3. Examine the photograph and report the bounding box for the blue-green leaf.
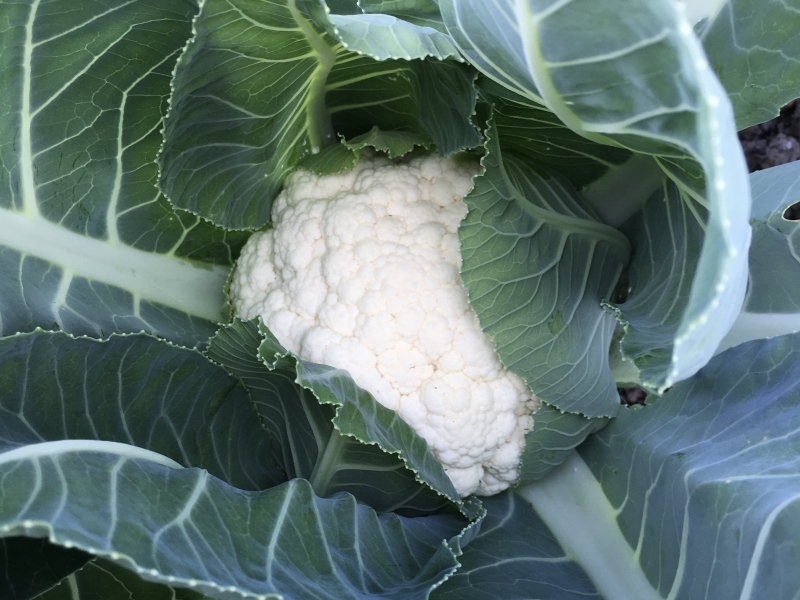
[511,333,800,599]
[578,333,800,598]
[0,329,475,599]
[719,161,800,352]
[0,0,244,346]
[439,0,542,102]
[431,491,602,600]
[0,459,470,600]
[0,331,283,491]
[612,181,707,388]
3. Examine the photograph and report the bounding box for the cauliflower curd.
[231,152,539,497]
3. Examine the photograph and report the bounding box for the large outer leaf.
[718,161,800,352]
[459,119,630,418]
[206,318,467,516]
[701,0,800,130]
[0,0,244,346]
[0,459,470,600]
[522,333,800,600]
[442,0,752,393]
[159,0,478,230]
[0,331,282,491]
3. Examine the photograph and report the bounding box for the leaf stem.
[517,451,663,600]
[580,155,666,228]
[290,0,337,153]
[309,427,346,497]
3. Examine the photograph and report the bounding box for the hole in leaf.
[783,202,800,221]
[618,386,646,406]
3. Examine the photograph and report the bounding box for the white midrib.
[20,0,42,218]
[0,207,229,322]
[519,452,664,600]
[0,439,183,470]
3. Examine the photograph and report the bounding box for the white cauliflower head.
[231,152,539,497]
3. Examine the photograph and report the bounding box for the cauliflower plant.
[231,152,539,497]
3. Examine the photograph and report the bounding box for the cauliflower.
[231,152,540,497]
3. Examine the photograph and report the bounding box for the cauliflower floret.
[230,153,540,497]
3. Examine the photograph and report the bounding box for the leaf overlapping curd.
[441,0,751,397]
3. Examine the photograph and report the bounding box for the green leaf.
[0,537,91,600]
[34,559,212,600]
[297,127,430,174]
[431,491,602,600]
[160,0,478,230]
[517,403,607,484]
[329,0,362,14]
[411,61,481,154]
[0,331,283,491]
[358,0,447,31]
[347,126,430,157]
[296,139,361,175]
[327,13,460,61]
[328,56,478,156]
[459,119,630,418]
[578,333,800,598]
[480,78,633,190]
[439,0,542,102]
[611,181,708,389]
[0,0,244,346]
[701,0,800,130]
[718,161,800,352]
[206,318,469,516]
[442,0,752,393]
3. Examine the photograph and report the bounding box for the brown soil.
[739,100,800,172]
[739,100,800,220]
